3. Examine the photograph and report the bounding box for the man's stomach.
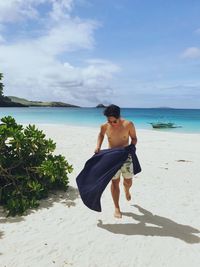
[108,141,129,149]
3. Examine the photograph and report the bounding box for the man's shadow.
[97,205,200,244]
[0,230,4,239]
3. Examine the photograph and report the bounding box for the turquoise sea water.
[0,107,200,133]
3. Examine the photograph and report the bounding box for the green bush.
[0,116,73,216]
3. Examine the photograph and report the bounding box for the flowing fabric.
[76,144,141,212]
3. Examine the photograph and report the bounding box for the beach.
[0,124,200,267]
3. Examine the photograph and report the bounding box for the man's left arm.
[129,121,137,145]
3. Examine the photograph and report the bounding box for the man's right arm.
[95,124,106,153]
[129,121,137,145]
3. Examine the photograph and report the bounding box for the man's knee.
[123,178,132,187]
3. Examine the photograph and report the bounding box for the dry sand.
[0,124,200,267]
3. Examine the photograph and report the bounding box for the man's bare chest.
[106,126,129,140]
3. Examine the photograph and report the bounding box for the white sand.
[0,124,200,267]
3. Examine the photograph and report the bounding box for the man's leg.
[111,178,122,218]
[122,154,133,201]
[123,178,132,201]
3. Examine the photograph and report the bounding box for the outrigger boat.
[150,122,182,129]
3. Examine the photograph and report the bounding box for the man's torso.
[104,119,130,148]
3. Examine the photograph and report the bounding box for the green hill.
[8,96,80,107]
[0,96,26,107]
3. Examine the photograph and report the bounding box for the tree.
[0,116,73,216]
[0,72,4,97]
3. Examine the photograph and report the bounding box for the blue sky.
[0,0,200,108]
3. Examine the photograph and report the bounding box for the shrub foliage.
[0,116,73,216]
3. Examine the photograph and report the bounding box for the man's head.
[103,104,121,126]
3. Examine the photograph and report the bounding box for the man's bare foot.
[124,187,131,201]
[114,208,122,218]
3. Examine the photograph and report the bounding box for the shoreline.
[23,122,200,135]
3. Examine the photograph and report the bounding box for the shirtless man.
[95,104,137,218]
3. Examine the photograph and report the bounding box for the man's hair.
[103,104,120,118]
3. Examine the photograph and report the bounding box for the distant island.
[6,96,80,107]
[0,96,25,107]
[0,95,107,108]
[96,104,106,108]
[152,107,174,109]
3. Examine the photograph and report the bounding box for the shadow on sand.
[0,230,4,239]
[0,231,4,255]
[97,205,200,244]
[0,230,4,256]
[0,186,79,223]
[38,185,80,210]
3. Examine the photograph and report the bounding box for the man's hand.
[95,124,106,154]
[94,147,100,154]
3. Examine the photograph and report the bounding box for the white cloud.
[35,19,97,56]
[50,0,73,21]
[0,0,120,106]
[0,0,73,23]
[84,59,120,79]
[0,42,119,105]
[181,47,200,59]
[0,39,119,105]
[0,0,40,22]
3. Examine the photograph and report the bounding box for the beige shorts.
[112,154,133,180]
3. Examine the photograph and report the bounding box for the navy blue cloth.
[76,144,141,212]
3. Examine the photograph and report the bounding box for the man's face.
[107,116,119,127]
